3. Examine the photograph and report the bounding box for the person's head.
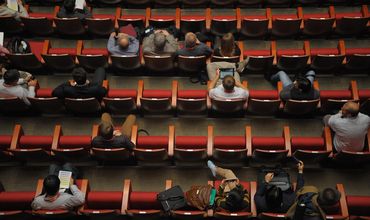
[43,175,60,196]
[3,69,20,85]
[98,122,114,140]
[118,35,129,50]
[294,77,312,93]
[154,32,166,52]
[0,0,6,5]
[220,33,235,57]
[341,101,360,118]
[265,185,283,210]
[72,68,87,85]
[184,32,197,49]
[223,185,245,211]
[63,0,76,13]
[318,188,341,206]
[222,75,235,92]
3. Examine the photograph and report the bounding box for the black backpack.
[6,37,31,54]
[293,192,319,220]
[157,185,186,212]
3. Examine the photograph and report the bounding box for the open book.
[0,32,4,46]
[7,0,18,11]
[58,170,72,189]
[75,0,85,10]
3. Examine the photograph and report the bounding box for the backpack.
[6,37,31,54]
[293,192,319,220]
[157,185,186,212]
[259,166,291,191]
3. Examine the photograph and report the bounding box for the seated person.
[142,29,178,56]
[270,70,319,101]
[323,101,370,153]
[254,161,304,213]
[31,163,85,210]
[91,113,136,149]
[207,160,249,212]
[57,0,92,20]
[176,32,212,57]
[0,69,37,105]
[107,32,139,56]
[208,70,249,100]
[52,67,107,101]
[0,0,28,21]
[213,33,241,57]
[0,45,10,57]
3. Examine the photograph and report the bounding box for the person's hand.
[24,75,32,82]
[113,130,122,136]
[28,80,37,87]
[215,69,220,80]
[161,30,170,36]
[265,172,274,183]
[297,161,304,173]
[117,33,128,38]
[110,32,116,37]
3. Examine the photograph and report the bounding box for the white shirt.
[0,79,35,105]
[328,112,370,152]
[209,84,249,100]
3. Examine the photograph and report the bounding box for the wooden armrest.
[206,8,211,31]
[336,184,349,218]
[131,125,138,145]
[145,7,150,28]
[114,7,120,29]
[271,41,277,65]
[102,80,109,90]
[277,81,284,109]
[250,181,257,217]
[338,40,346,64]
[137,80,144,109]
[297,7,304,29]
[349,80,359,101]
[41,40,49,63]
[329,6,336,28]
[92,124,99,139]
[175,8,180,30]
[323,126,333,157]
[10,124,22,150]
[362,5,369,17]
[168,125,175,157]
[78,179,89,213]
[304,41,311,65]
[238,41,244,62]
[165,179,172,190]
[246,126,252,157]
[207,126,213,158]
[171,80,178,109]
[283,126,291,157]
[206,41,212,63]
[121,179,131,214]
[35,179,44,197]
[76,40,83,55]
[242,80,247,88]
[313,80,321,108]
[53,6,59,18]
[236,8,241,30]
[52,125,62,151]
[266,8,272,29]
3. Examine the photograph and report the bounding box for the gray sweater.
[31,185,85,210]
[0,79,35,105]
[0,3,28,21]
[107,35,139,56]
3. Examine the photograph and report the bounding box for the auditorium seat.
[269,8,302,38]
[347,195,370,219]
[242,41,274,73]
[211,55,241,63]
[272,40,309,73]
[306,40,345,72]
[177,55,207,75]
[247,85,281,115]
[210,0,235,8]
[359,89,370,115]
[76,40,109,71]
[54,9,86,36]
[180,9,207,35]
[299,7,334,37]
[154,0,179,8]
[149,8,177,29]
[332,5,369,36]
[85,7,119,36]
[265,0,292,8]
[296,0,321,6]
[137,80,176,115]
[291,126,333,164]
[143,55,175,73]
[8,40,44,71]
[103,81,138,115]
[118,8,146,29]
[209,9,238,36]
[131,125,173,165]
[176,81,208,116]
[239,8,269,38]
[0,96,29,114]
[9,124,53,162]
[321,184,349,220]
[124,0,152,8]
[0,16,23,34]
[182,0,209,8]
[237,0,263,8]
[0,189,34,219]
[0,127,14,161]
[342,40,370,72]
[65,97,102,115]
[41,40,77,72]
[21,5,56,36]
[29,88,65,115]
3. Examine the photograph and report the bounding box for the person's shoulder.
[358,113,370,121]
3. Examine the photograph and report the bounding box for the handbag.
[157,185,186,212]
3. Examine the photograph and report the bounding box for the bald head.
[342,101,360,117]
[185,32,197,48]
[118,35,129,50]
[154,33,166,51]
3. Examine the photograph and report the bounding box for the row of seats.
[1,79,369,116]
[6,39,370,74]
[1,179,368,220]
[0,123,369,165]
[2,5,369,38]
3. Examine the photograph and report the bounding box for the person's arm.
[279,86,292,101]
[17,1,28,18]
[207,69,220,92]
[107,33,117,54]
[165,34,178,53]
[31,197,42,210]
[64,184,85,208]
[52,82,68,99]
[295,161,304,192]
[129,36,140,55]
[235,80,247,90]
[122,136,135,150]
[26,80,37,98]
[327,113,341,132]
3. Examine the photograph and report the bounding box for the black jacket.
[52,82,107,101]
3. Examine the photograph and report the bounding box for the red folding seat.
[272,40,309,72]
[359,89,370,116]
[342,41,370,71]
[319,80,359,113]
[240,9,269,38]
[307,40,345,72]
[173,126,211,166]
[0,128,13,161]
[8,40,44,71]
[86,8,119,36]
[180,9,207,35]
[264,0,292,8]
[149,8,178,29]
[153,0,179,8]
[0,96,29,114]
[137,80,176,115]
[299,7,334,37]
[249,126,290,164]
[110,54,141,72]
[210,0,235,8]
[9,124,53,162]
[332,5,369,36]
[242,41,274,73]
[122,179,170,219]
[76,40,109,71]
[54,6,86,36]
[118,8,146,29]
[237,0,263,8]
[176,82,208,116]
[211,126,248,165]
[347,195,370,219]
[103,81,137,115]
[41,40,77,72]
[209,9,238,36]
[247,87,281,115]
[131,125,173,165]
[0,190,34,219]
[65,97,102,114]
[182,0,209,8]
[124,0,152,8]
[28,87,65,115]
[178,55,207,75]
[269,8,302,38]
[291,126,333,164]
[21,6,56,35]
[143,55,175,73]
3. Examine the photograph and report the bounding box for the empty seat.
[0,16,23,34]
[180,9,207,34]
[271,10,302,38]
[149,9,176,29]
[118,9,146,29]
[41,40,76,72]
[274,41,309,72]
[0,96,29,114]
[243,44,274,73]
[77,41,109,70]
[300,7,334,37]
[8,41,44,71]
[319,81,358,113]
[344,46,370,71]
[308,41,345,72]
[29,88,65,114]
[103,87,137,115]
[240,11,269,38]
[333,6,369,36]
[347,195,370,218]
[177,55,207,74]
[65,97,102,115]
[21,15,54,36]
[177,87,208,116]
[110,55,141,72]
[247,89,281,115]
[210,9,238,36]
[86,8,118,36]
[54,17,86,36]
[0,190,34,218]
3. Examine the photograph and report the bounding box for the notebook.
[7,0,18,11]
[74,0,85,10]
[58,170,72,189]
[219,68,235,79]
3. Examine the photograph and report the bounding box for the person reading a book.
[31,163,85,210]
[57,0,92,20]
[0,0,28,21]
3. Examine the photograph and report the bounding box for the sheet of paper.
[58,170,72,189]
[75,0,85,10]
[7,0,18,11]
[0,32,4,46]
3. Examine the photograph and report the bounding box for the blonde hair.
[220,33,235,57]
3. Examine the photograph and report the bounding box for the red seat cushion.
[0,191,34,211]
[181,15,206,21]
[243,15,267,20]
[212,15,236,21]
[214,136,246,149]
[347,196,370,216]
[291,137,325,152]
[310,48,339,56]
[346,48,370,56]
[19,136,53,149]
[59,136,91,149]
[303,13,330,19]
[0,135,11,149]
[36,88,53,98]
[129,191,161,210]
[29,12,54,20]
[86,191,122,209]
[243,50,271,57]
[82,48,109,56]
[30,41,44,61]
[107,89,137,98]
[335,12,362,19]
[142,90,172,98]
[249,90,279,100]
[177,90,207,99]
[175,136,207,149]
[277,49,305,56]
[359,89,370,99]
[320,90,352,100]
[48,48,76,56]
[137,136,168,148]
[93,14,115,20]
[252,137,285,150]
[272,14,298,20]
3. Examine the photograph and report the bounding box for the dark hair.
[0,0,6,5]
[222,75,235,92]
[98,123,114,140]
[318,188,341,206]
[296,77,311,93]
[3,69,20,85]
[43,175,60,196]
[224,185,245,212]
[266,185,283,210]
[72,68,87,85]
[63,0,76,13]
